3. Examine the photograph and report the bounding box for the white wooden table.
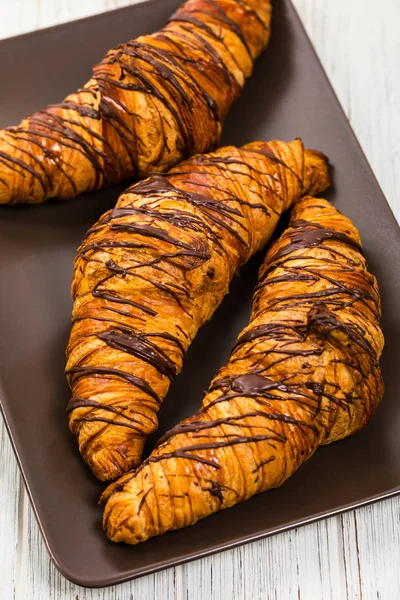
[1,1,399,598]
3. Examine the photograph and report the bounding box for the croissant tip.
[99,479,119,505]
[307,148,330,164]
[99,491,108,506]
[303,148,331,196]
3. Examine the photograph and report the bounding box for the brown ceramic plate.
[0,0,399,588]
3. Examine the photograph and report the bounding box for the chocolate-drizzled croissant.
[66,140,330,481]
[0,0,273,205]
[102,196,384,544]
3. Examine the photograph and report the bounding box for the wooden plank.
[0,0,399,598]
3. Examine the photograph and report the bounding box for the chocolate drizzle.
[148,433,286,469]
[215,373,289,395]
[204,481,224,503]
[98,329,177,379]
[307,303,378,363]
[265,219,364,270]
[66,366,160,403]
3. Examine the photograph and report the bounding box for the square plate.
[0,0,399,588]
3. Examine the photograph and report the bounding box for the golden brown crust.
[0,0,272,204]
[101,196,383,544]
[66,140,330,481]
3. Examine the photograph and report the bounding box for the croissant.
[0,0,273,205]
[102,196,384,544]
[66,139,330,481]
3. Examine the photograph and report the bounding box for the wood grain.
[0,0,399,598]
